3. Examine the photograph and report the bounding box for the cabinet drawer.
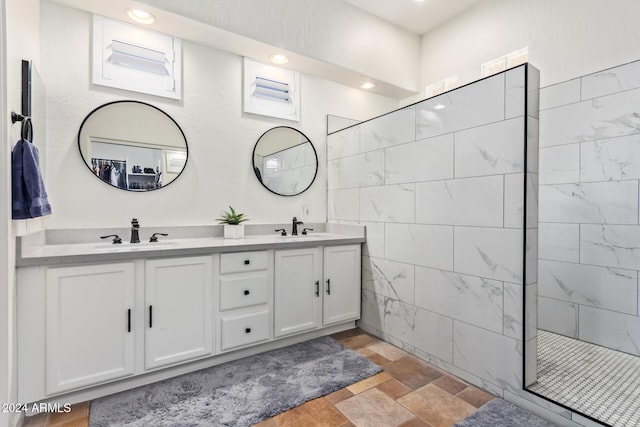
[220,251,268,274]
[220,273,269,311]
[220,310,270,351]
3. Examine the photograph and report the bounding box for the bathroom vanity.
[16,224,363,404]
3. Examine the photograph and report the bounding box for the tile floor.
[529,330,640,427]
[22,329,494,427]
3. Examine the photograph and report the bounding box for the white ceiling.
[343,0,482,35]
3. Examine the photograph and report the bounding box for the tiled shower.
[328,64,539,401]
[532,59,640,426]
[328,59,640,426]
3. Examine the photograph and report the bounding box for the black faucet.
[291,217,304,236]
[130,218,140,243]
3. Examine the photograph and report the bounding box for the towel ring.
[21,117,33,142]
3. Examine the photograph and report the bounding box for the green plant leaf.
[217,206,249,224]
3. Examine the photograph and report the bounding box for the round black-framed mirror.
[77,100,188,192]
[252,126,318,196]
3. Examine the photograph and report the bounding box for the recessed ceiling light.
[433,104,446,110]
[270,54,289,64]
[360,81,376,90]
[127,9,155,25]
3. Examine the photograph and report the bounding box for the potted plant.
[217,206,249,239]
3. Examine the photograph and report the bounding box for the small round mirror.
[78,100,188,192]
[252,126,318,196]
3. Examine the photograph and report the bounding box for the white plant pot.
[224,224,245,239]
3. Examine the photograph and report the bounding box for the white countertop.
[16,224,365,266]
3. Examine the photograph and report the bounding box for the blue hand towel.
[12,139,52,219]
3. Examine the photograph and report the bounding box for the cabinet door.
[145,256,213,370]
[323,245,361,326]
[274,248,322,337]
[46,263,135,395]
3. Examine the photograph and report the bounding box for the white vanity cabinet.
[144,256,214,369]
[18,256,215,402]
[44,263,136,395]
[217,251,273,352]
[274,247,322,337]
[274,244,361,337]
[17,234,363,405]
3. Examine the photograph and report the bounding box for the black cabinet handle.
[315,281,320,297]
[244,289,250,296]
[245,328,251,334]
[127,309,131,333]
[149,305,153,328]
[244,259,250,265]
[326,279,331,295]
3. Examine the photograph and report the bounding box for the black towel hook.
[11,111,25,123]
[11,111,33,142]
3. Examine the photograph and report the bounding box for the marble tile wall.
[538,59,640,356]
[328,65,539,404]
[262,143,316,195]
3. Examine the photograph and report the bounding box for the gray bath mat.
[89,336,382,427]
[454,398,556,426]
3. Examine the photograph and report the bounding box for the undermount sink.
[93,241,179,252]
[279,234,314,241]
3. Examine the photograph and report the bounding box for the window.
[92,15,182,100]
[243,57,300,122]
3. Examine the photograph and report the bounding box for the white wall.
[419,0,640,92]
[40,0,398,229]
[2,0,40,425]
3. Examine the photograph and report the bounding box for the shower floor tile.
[529,330,640,427]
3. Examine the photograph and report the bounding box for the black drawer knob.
[244,260,250,265]
[245,328,251,334]
[244,289,250,295]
